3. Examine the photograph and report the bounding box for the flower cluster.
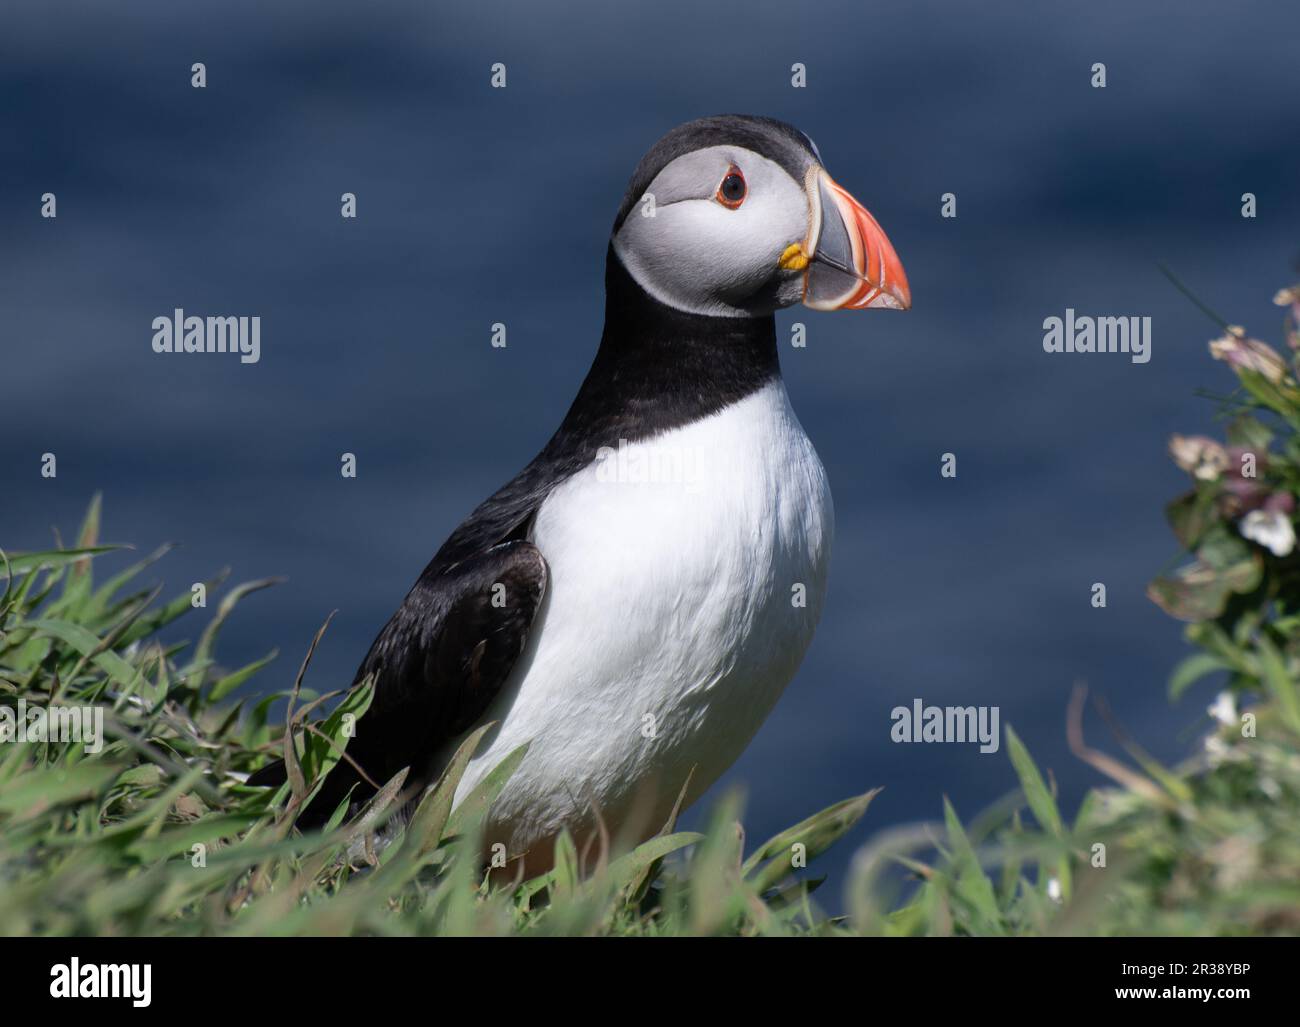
[1149,281,1300,705]
[1167,429,1296,556]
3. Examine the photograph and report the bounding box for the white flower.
[1046,877,1062,903]
[1239,508,1296,557]
[1207,691,1237,727]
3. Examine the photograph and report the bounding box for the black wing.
[254,539,547,827]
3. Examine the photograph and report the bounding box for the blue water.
[4,0,1298,906]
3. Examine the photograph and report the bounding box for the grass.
[2,499,1296,936]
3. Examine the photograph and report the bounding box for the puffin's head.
[611,114,910,319]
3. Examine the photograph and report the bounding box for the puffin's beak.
[783,166,911,311]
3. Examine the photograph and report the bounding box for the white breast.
[452,379,834,860]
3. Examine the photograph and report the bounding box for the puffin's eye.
[716,165,747,209]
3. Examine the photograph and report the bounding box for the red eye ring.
[716,164,747,209]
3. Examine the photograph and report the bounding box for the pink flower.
[1209,332,1290,384]
[1264,491,1296,515]
[1169,434,1229,480]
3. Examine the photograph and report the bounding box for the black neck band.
[550,247,780,447]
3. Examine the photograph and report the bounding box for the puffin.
[252,115,909,871]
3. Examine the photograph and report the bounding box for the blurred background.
[3,0,1298,898]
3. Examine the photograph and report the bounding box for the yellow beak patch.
[778,243,810,271]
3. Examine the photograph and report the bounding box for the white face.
[612,144,811,318]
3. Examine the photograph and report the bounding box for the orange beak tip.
[807,169,910,313]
